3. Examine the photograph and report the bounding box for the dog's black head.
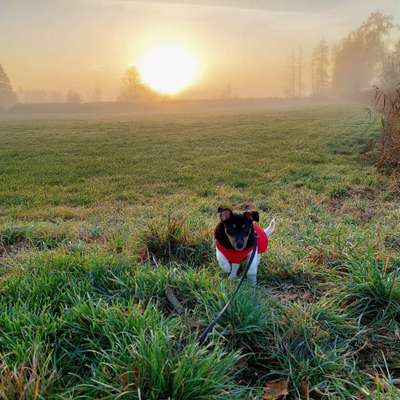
[215,207,259,250]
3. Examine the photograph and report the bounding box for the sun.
[137,44,200,95]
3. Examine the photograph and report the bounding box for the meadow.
[0,107,399,399]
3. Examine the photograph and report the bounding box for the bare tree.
[286,48,304,98]
[118,67,157,103]
[297,47,303,97]
[0,64,17,110]
[332,12,395,94]
[66,90,82,104]
[286,51,297,97]
[312,40,330,96]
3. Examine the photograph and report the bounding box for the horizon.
[1,0,400,102]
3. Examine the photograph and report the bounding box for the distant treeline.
[2,11,399,111]
[288,12,400,98]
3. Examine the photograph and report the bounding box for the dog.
[214,207,276,287]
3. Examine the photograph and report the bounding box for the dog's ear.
[218,207,232,222]
[244,211,259,222]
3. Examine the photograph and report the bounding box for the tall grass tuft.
[195,283,271,351]
[65,304,243,399]
[0,223,71,253]
[264,301,359,397]
[0,347,56,400]
[339,252,400,324]
[139,215,211,266]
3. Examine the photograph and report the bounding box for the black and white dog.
[214,207,275,287]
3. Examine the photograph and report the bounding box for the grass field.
[0,107,399,399]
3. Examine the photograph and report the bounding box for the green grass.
[0,107,399,399]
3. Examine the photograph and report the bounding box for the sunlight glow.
[137,44,200,95]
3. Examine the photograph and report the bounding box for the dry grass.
[139,215,212,266]
[373,81,400,169]
[0,351,56,400]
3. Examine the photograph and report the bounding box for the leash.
[198,243,258,345]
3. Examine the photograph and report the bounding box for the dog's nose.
[236,241,244,249]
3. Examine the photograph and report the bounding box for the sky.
[1,0,399,100]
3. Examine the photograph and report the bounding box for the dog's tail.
[264,218,276,236]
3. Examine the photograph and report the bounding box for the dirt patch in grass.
[388,171,400,194]
[329,185,376,209]
[355,330,400,371]
[327,185,378,221]
[0,241,27,258]
[348,186,376,199]
[384,235,400,251]
[0,225,70,259]
[341,202,377,222]
[307,246,344,268]
[264,282,316,303]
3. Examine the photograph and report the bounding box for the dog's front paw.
[229,264,239,280]
[247,274,257,288]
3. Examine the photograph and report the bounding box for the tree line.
[0,65,17,110]
[0,64,159,110]
[287,12,400,98]
[2,11,399,109]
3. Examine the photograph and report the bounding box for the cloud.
[126,0,347,13]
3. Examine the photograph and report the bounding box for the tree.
[332,12,395,94]
[286,51,297,98]
[118,67,157,103]
[0,64,17,110]
[66,90,82,104]
[286,48,303,98]
[312,40,330,96]
[297,47,303,97]
[92,82,102,102]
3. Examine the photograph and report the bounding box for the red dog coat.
[216,223,268,264]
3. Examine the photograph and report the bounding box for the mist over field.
[1,0,399,106]
[1,1,400,399]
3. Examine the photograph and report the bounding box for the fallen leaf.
[299,380,310,400]
[236,356,248,369]
[137,247,149,262]
[373,373,382,386]
[118,371,129,386]
[132,303,144,314]
[118,369,140,388]
[187,319,203,329]
[263,379,289,400]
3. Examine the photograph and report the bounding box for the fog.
[0,0,399,105]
